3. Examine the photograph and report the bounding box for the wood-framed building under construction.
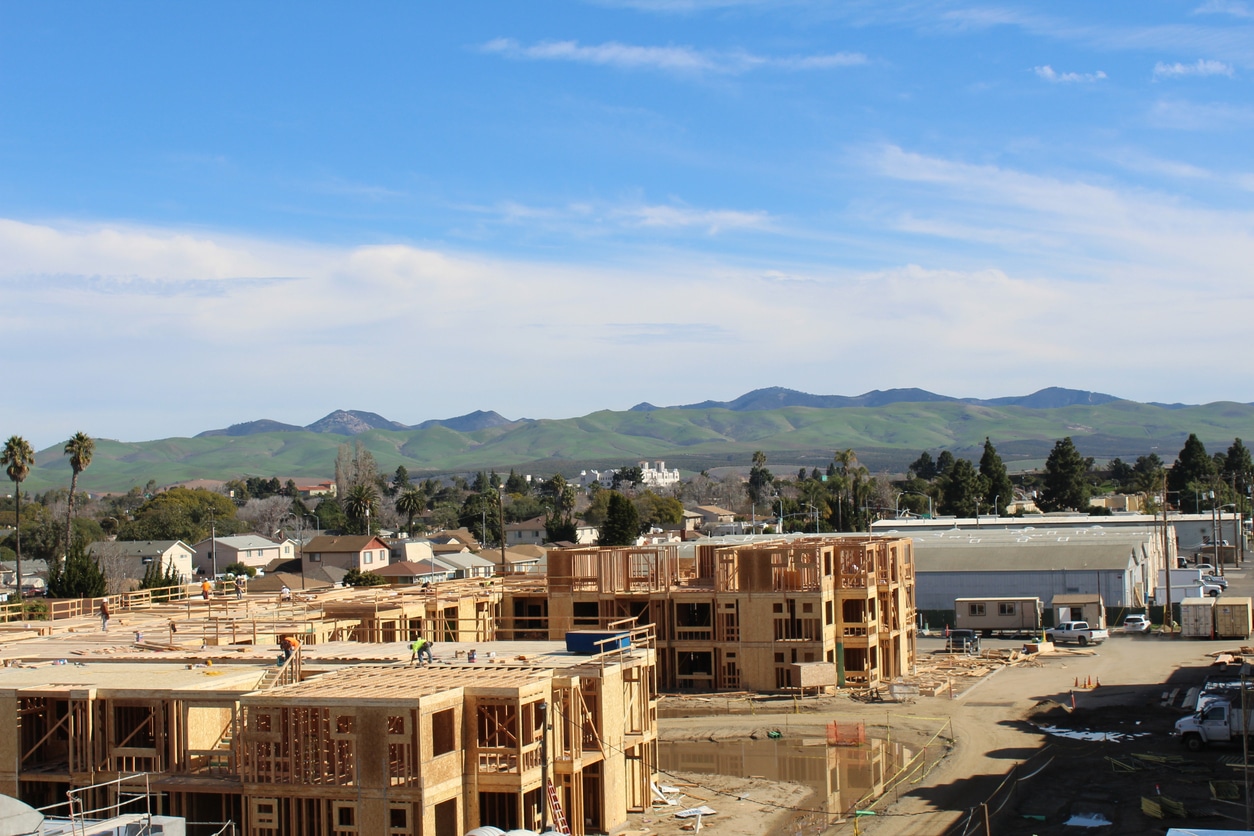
[0,622,657,836]
[527,536,916,692]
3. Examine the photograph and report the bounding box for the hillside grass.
[20,400,1254,493]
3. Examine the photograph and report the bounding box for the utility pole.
[210,507,218,579]
[498,486,506,574]
[1163,474,1173,636]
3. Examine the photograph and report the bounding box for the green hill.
[18,399,1254,494]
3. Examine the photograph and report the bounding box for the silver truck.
[1044,621,1110,647]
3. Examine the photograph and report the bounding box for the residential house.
[303,535,392,573]
[89,540,195,587]
[504,517,548,546]
[390,539,437,565]
[193,535,283,577]
[697,506,732,526]
[295,480,337,498]
[433,552,496,579]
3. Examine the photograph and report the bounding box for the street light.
[894,491,933,520]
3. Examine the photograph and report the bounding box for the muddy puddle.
[657,736,912,834]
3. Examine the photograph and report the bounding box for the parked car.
[1195,564,1216,574]
[945,629,981,653]
[1123,614,1152,634]
[1202,574,1229,590]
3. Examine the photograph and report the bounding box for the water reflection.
[656,735,911,835]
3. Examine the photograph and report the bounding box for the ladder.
[546,779,571,834]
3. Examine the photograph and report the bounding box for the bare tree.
[714,475,746,512]
[236,497,292,538]
[682,473,717,505]
[334,440,382,498]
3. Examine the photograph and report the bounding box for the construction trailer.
[540,536,916,692]
[953,597,1043,636]
[1051,594,1106,629]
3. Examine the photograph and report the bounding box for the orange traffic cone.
[1074,677,1079,687]
[1095,677,1100,688]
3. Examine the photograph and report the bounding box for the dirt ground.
[629,632,1254,836]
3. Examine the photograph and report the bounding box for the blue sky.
[3,1,1254,449]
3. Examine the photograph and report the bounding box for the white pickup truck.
[1045,621,1110,647]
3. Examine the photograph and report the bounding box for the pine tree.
[599,492,640,547]
[1168,434,1217,506]
[939,459,982,517]
[46,539,107,599]
[1039,438,1094,512]
[979,438,1014,515]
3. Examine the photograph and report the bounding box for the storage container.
[1214,596,1253,640]
[1180,597,1216,639]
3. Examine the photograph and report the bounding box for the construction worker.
[280,635,300,662]
[99,599,110,632]
[410,635,433,667]
[201,579,212,600]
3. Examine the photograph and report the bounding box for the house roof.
[504,517,546,532]
[305,535,390,553]
[436,552,497,570]
[89,540,192,557]
[502,547,543,565]
[372,560,447,578]
[695,505,735,517]
[193,534,280,550]
[503,544,547,559]
[247,571,335,592]
[427,528,480,547]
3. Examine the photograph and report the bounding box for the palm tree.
[2,436,36,600]
[396,488,424,536]
[62,432,95,568]
[344,483,379,535]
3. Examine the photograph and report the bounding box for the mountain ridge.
[25,387,1254,493]
[197,387,1128,436]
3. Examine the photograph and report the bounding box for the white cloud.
[1153,58,1235,79]
[870,145,1254,290]
[480,38,864,75]
[1034,65,1107,83]
[1193,0,1254,18]
[613,204,771,233]
[1149,98,1254,129]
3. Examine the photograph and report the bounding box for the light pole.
[894,491,933,519]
